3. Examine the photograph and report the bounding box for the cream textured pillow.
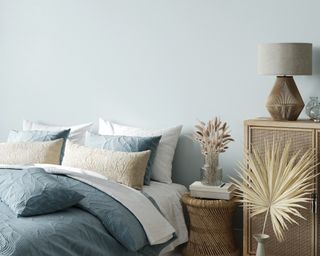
[98,119,182,184]
[62,141,151,189]
[0,139,63,165]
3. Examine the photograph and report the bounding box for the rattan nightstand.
[182,193,239,256]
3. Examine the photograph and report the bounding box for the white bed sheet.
[143,181,188,255]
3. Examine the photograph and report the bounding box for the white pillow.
[99,118,182,184]
[23,120,93,144]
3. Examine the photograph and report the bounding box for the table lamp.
[258,43,312,121]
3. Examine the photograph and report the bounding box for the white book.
[189,181,235,200]
[190,181,235,192]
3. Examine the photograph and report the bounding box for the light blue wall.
[1,0,320,188]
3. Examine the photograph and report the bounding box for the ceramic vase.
[253,234,269,256]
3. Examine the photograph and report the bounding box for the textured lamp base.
[266,76,304,121]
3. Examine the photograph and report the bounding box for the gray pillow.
[85,132,161,185]
[7,129,70,163]
[0,168,84,216]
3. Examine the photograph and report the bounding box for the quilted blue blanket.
[0,168,173,256]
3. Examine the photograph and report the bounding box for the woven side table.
[182,193,239,256]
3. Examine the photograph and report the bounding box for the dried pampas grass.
[232,140,317,242]
[194,117,234,155]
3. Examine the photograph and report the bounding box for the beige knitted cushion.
[0,139,63,165]
[62,141,150,189]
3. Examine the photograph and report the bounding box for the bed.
[0,120,188,255]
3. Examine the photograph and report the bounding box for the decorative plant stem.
[262,208,269,235]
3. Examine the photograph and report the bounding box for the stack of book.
[189,181,235,200]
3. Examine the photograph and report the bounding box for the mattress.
[143,181,188,255]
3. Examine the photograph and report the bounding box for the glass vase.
[309,103,320,122]
[200,153,222,186]
[305,96,319,119]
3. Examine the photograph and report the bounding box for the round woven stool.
[182,193,239,256]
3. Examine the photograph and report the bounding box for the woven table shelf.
[182,193,239,256]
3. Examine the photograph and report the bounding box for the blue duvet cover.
[0,168,172,256]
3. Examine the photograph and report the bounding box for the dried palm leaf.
[231,140,316,242]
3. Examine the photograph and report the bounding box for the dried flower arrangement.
[194,117,234,185]
[232,140,316,243]
[194,117,234,155]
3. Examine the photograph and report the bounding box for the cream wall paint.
[1,0,320,188]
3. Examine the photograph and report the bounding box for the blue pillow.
[0,168,84,217]
[7,129,70,164]
[85,132,161,185]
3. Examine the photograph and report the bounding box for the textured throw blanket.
[0,165,175,256]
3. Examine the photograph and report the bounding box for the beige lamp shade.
[257,43,312,75]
